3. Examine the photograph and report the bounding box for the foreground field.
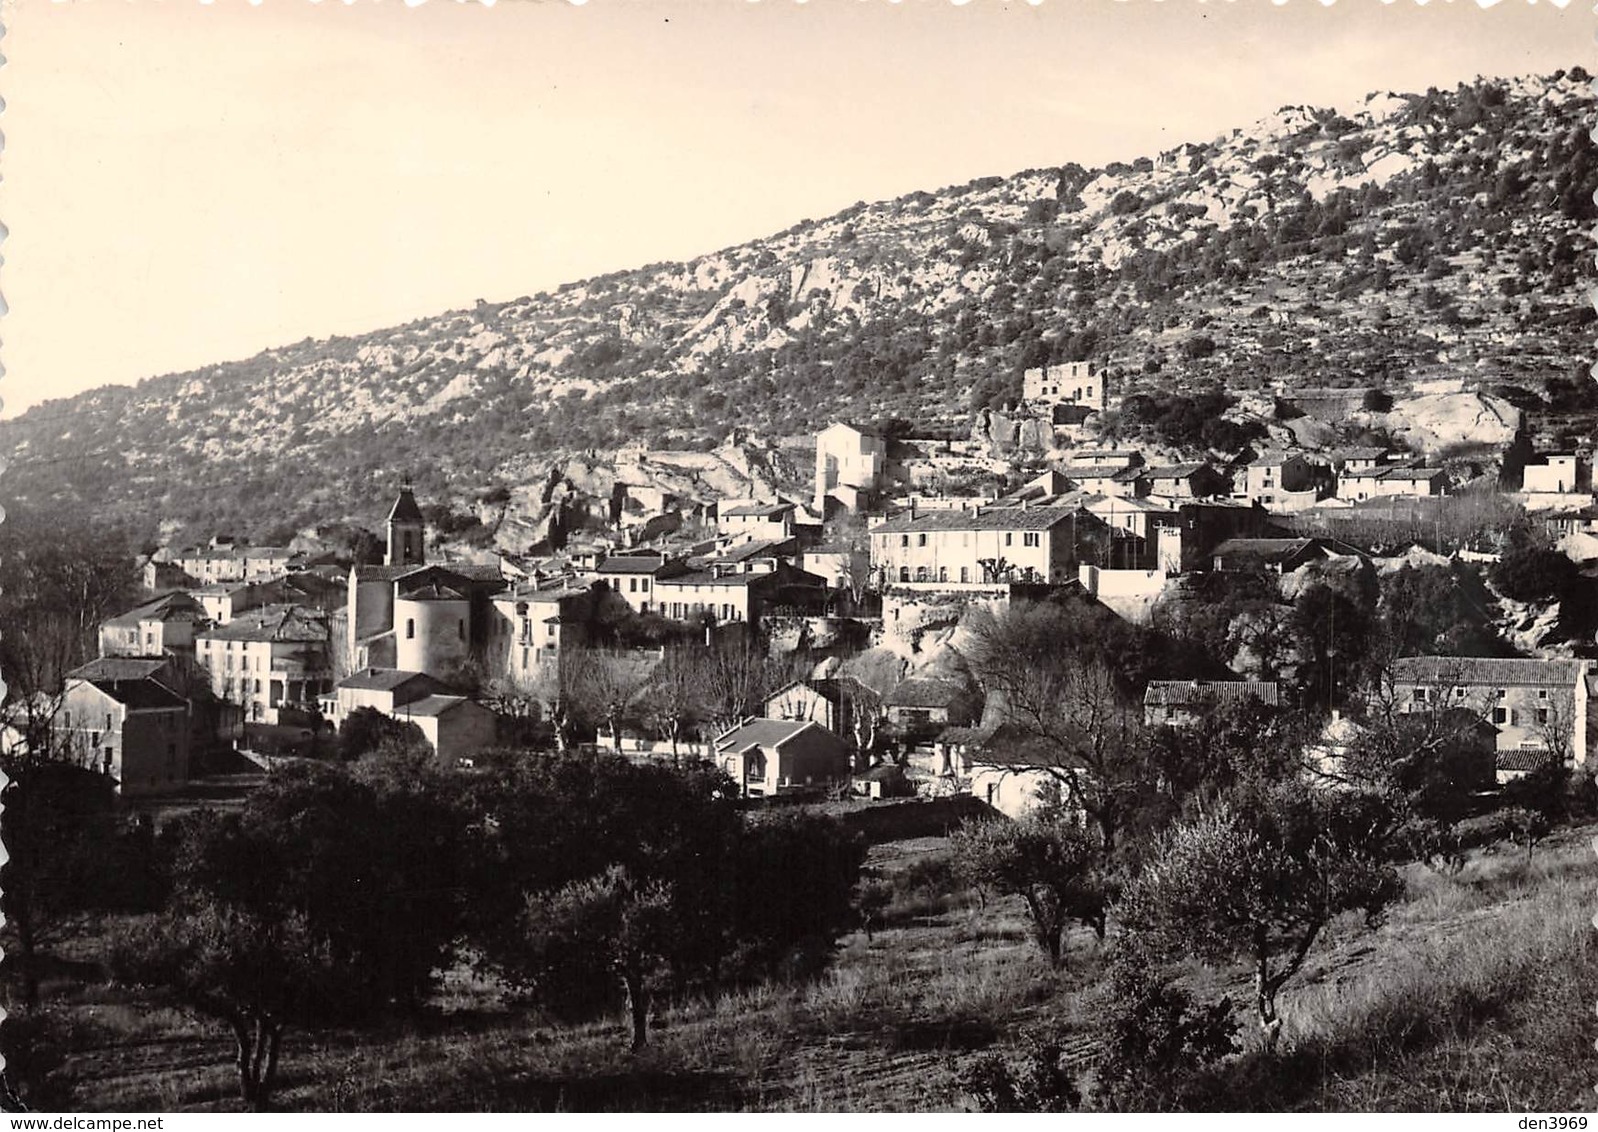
[20,826,1598,1112]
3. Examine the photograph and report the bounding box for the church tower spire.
[386,475,425,568]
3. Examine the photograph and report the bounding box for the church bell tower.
[386,477,426,568]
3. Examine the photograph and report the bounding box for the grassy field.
[13,827,1598,1112]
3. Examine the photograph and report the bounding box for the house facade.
[53,677,190,796]
[489,584,595,686]
[1242,454,1316,507]
[815,421,889,514]
[718,501,797,542]
[1143,463,1231,500]
[195,604,333,724]
[714,718,848,796]
[1023,361,1103,411]
[1524,453,1582,494]
[1389,656,1591,769]
[98,592,206,658]
[595,554,686,616]
[869,504,1109,587]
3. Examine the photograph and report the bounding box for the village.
[38,357,1598,823]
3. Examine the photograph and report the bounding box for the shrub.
[956,1024,1082,1112]
[1491,545,1576,602]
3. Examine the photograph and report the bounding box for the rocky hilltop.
[4,70,1592,544]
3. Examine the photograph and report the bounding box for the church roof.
[387,487,424,524]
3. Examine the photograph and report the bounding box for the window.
[918,534,927,548]
[1411,688,1427,703]
[406,619,415,639]
[901,535,910,548]
[1005,533,1013,547]
[1494,707,1508,725]
[1023,532,1040,548]
[640,579,650,593]
[960,567,970,583]
[629,578,638,592]
[1539,689,1549,701]
[458,618,466,640]
[1537,708,1550,724]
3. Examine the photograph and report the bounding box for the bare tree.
[965,602,1147,852]
[636,646,708,758]
[699,637,785,736]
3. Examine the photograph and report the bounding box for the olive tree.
[952,814,1107,967]
[1123,785,1400,1047]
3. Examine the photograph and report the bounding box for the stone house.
[53,675,190,796]
[815,421,890,514]
[98,592,206,659]
[1143,679,1281,728]
[1389,656,1591,771]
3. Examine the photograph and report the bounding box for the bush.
[1093,952,1239,1111]
[1491,545,1577,603]
[956,1024,1082,1112]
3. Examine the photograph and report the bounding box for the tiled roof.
[67,657,172,683]
[353,564,430,582]
[1144,680,1280,707]
[336,668,447,693]
[1498,748,1561,772]
[871,504,1085,535]
[1392,656,1585,688]
[715,718,822,751]
[1068,465,1144,481]
[104,592,203,628]
[397,581,467,602]
[885,678,970,709]
[395,694,479,718]
[199,605,328,643]
[723,502,795,518]
[658,568,813,588]
[1211,537,1320,560]
[936,725,996,746]
[1378,467,1446,481]
[1248,453,1305,467]
[83,678,186,711]
[597,555,674,575]
[1143,463,1209,479]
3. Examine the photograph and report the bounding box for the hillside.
[3,70,1593,543]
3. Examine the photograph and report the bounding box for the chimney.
[908,500,917,519]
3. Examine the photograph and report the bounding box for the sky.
[0,0,1585,417]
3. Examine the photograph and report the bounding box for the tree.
[951,815,1107,967]
[111,763,473,1109]
[1,764,147,1009]
[522,866,675,1051]
[1492,544,1577,603]
[635,646,708,757]
[1124,785,1399,1047]
[698,636,786,735]
[337,706,428,761]
[471,753,863,1047]
[965,602,1151,852]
